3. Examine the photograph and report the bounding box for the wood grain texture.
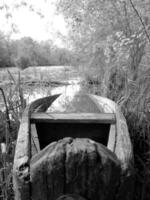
[13,94,60,200]
[90,95,133,168]
[31,124,40,156]
[90,94,134,200]
[30,113,116,124]
[31,137,121,200]
[13,93,134,200]
[56,194,86,200]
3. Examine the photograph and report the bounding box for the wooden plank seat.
[30,113,116,124]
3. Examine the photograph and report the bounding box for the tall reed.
[0,70,26,200]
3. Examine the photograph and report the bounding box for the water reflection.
[25,81,81,104]
[0,66,83,111]
[51,83,81,95]
[24,88,50,104]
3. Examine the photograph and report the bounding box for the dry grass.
[83,64,150,200]
[120,70,150,200]
[0,71,26,200]
[98,67,150,200]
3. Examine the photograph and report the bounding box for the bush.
[16,56,31,69]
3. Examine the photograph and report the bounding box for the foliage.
[0,32,12,68]
[0,33,74,69]
[56,0,150,68]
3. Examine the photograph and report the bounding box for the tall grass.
[85,65,150,200]
[120,70,150,200]
[0,71,26,200]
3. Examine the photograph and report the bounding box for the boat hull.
[13,93,134,200]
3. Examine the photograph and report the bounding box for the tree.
[56,0,150,80]
[0,32,12,67]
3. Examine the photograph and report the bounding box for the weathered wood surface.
[56,194,86,200]
[31,113,116,124]
[90,94,134,200]
[31,124,40,156]
[13,93,134,200]
[89,95,133,167]
[13,94,60,200]
[31,137,121,200]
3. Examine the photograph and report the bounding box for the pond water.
[23,67,84,104]
[24,79,82,104]
[0,66,85,111]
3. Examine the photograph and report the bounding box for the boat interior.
[30,113,116,150]
[29,94,116,151]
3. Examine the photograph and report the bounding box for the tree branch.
[123,1,132,36]
[129,0,150,43]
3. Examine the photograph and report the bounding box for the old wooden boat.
[13,93,134,200]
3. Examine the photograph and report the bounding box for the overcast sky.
[0,0,68,46]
